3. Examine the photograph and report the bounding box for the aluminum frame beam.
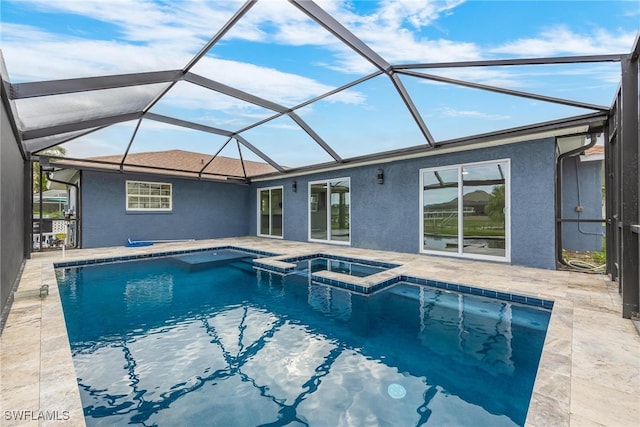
[10,70,182,99]
[184,72,288,113]
[394,54,625,70]
[619,51,639,319]
[605,108,618,280]
[398,69,610,112]
[145,112,233,137]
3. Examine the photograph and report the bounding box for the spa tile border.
[279,253,401,269]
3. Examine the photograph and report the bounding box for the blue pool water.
[295,257,387,277]
[56,250,550,427]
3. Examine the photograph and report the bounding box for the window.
[420,160,510,261]
[309,178,350,244]
[258,186,283,238]
[126,180,172,211]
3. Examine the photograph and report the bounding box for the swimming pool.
[56,249,551,426]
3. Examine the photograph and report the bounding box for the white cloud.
[60,122,139,157]
[5,0,240,44]
[263,121,300,131]
[490,25,636,56]
[319,0,481,72]
[414,61,623,95]
[1,23,194,81]
[377,0,465,30]
[437,107,510,121]
[230,0,338,45]
[190,56,366,106]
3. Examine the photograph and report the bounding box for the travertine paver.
[1,237,638,426]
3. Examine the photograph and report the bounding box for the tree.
[33,146,67,193]
[485,185,505,224]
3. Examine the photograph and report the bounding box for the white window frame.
[126,180,172,212]
[308,177,351,246]
[257,186,284,239]
[419,159,511,262]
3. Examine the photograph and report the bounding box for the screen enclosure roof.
[1,0,637,180]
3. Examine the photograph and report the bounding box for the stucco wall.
[81,171,251,248]
[250,138,557,269]
[1,99,26,318]
[561,156,604,251]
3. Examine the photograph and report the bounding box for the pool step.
[171,250,253,271]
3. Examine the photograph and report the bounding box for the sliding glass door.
[258,187,283,238]
[309,178,350,244]
[420,160,509,261]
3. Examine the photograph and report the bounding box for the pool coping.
[1,237,637,427]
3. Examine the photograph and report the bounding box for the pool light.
[387,383,406,399]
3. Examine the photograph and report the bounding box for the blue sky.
[1,0,638,167]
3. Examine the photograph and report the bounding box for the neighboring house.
[32,189,67,218]
[561,145,605,252]
[34,170,80,249]
[32,189,69,249]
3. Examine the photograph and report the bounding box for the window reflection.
[260,190,270,235]
[422,161,508,259]
[271,188,283,237]
[423,168,459,252]
[310,184,328,240]
[330,181,350,242]
[462,164,506,257]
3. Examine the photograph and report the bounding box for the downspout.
[25,155,32,259]
[555,133,598,269]
[46,171,81,249]
[38,162,43,251]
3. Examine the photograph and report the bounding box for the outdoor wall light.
[377,168,384,184]
[292,180,297,192]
